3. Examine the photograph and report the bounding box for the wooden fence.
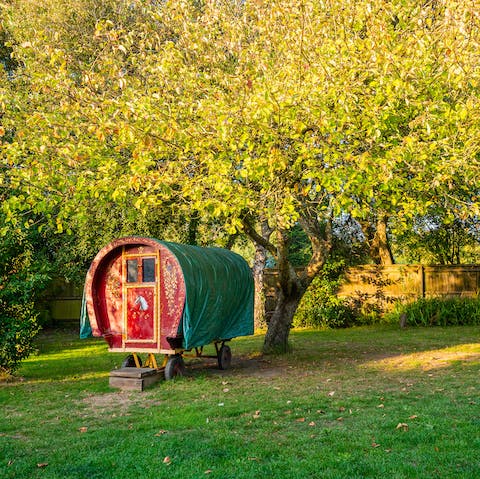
[337,264,480,300]
[40,280,84,324]
[44,265,480,322]
[264,264,480,315]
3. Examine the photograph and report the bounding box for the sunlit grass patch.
[363,343,480,372]
[1,325,479,479]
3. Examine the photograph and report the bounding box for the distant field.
[1,325,479,479]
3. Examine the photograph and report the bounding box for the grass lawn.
[1,324,479,478]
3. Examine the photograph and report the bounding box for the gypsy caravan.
[81,237,254,382]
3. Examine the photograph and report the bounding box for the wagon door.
[123,254,159,346]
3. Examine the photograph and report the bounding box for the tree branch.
[242,214,277,257]
[297,207,332,281]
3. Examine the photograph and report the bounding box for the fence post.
[420,265,425,298]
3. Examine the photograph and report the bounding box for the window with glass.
[126,259,138,283]
[142,258,156,282]
[126,257,156,283]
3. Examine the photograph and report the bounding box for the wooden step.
[109,367,163,391]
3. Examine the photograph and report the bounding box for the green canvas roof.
[158,241,254,350]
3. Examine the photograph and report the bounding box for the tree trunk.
[373,215,394,265]
[243,213,331,354]
[359,214,394,265]
[262,217,331,353]
[250,220,272,329]
[253,240,267,329]
[263,288,303,353]
[186,211,200,246]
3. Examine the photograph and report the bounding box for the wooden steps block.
[109,367,163,391]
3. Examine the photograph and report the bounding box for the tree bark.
[359,214,394,265]
[253,212,332,354]
[252,221,272,329]
[373,215,394,265]
[262,229,306,353]
[263,287,304,353]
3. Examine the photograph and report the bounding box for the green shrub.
[293,261,382,329]
[0,303,40,376]
[388,297,480,327]
[0,224,50,376]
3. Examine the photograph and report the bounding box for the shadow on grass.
[5,324,480,385]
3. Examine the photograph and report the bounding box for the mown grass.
[1,324,479,479]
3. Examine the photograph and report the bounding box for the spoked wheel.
[217,344,232,370]
[164,355,185,380]
[121,354,142,368]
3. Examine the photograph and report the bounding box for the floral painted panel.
[159,248,186,349]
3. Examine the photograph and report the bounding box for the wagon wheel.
[121,354,142,368]
[217,344,232,370]
[164,355,185,380]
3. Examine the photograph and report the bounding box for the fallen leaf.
[338,406,346,412]
[409,415,418,420]
[155,430,168,436]
[163,456,171,465]
[371,442,381,448]
[37,463,49,468]
[328,391,335,397]
[336,417,344,422]
[396,423,409,431]
[309,421,316,427]
[78,427,88,433]
[377,404,385,408]
[295,417,306,422]
[223,388,230,393]
[253,410,261,419]
[205,470,213,474]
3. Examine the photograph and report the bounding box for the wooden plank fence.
[44,265,480,322]
[337,265,480,300]
[40,280,84,324]
[264,265,480,316]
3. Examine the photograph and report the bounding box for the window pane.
[142,258,155,282]
[126,259,138,283]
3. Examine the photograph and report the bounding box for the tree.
[2,0,479,354]
[149,0,480,350]
[394,213,480,265]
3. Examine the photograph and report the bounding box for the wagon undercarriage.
[119,340,232,381]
